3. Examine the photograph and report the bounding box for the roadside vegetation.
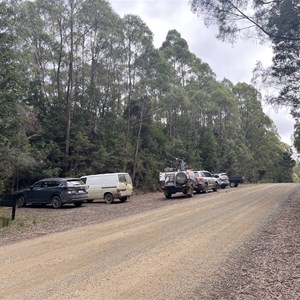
[0,0,297,193]
[0,207,40,230]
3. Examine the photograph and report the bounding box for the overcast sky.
[110,0,295,146]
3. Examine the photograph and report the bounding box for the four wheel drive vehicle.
[80,173,133,204]
[193,170,219,193]
[160,170,196,199]
[16,178,88,208]
[212,173,230,189]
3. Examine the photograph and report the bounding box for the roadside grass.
[0,207,40,231]
[0,215,11,228]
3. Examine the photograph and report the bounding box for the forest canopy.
[0,0,295,192]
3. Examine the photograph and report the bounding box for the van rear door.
[118,173,133,196]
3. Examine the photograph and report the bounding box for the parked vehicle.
[80,173,133,204]
[160,170,196,199]
[229,176,245,187]
[16,178,88,208]
[212,173,230,189]
[193,170,219,193]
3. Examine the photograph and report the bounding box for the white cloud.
[109,0,295,146]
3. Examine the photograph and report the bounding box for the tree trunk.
[132,99,145,180]
[65,0,74,157]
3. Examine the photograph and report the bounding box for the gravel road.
[0,183,299,299]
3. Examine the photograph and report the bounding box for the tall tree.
[189,0,300,150]
[122,14,154,171]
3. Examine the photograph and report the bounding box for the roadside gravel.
[186,186,300,299]
[0,191,181,246]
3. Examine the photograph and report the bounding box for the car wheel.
[16,195,26,208]
[104,193,114,204]
[74,201,83,207]
[187,191,193,198]
[221,185,226,189]
[86,199,94,203]
[202,183,208,193]
[165,192,172,199]
[51,195,62,208]
[120,197,127,202]
[212,183,219,192]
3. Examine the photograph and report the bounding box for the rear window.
[165,173,175,182]
[118,174,132,184]
[66,179,85,186]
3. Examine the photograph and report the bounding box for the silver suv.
[194,170,219,193]
[212,173,230,189]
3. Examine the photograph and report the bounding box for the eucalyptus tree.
[160,29,193,86]
[0,1,38,191]
[233,82,293,181]
[15,0,74,167]
[189,0,300,150]
[159,30,203,154]
[267,0,300,117]
[121,14,154,170]
[14,0,125,174]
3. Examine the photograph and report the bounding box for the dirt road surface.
[0,183,298,299]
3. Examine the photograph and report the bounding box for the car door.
[203,171,214,188]
[27,181,49,204]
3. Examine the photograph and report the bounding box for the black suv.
[16,178,88,208]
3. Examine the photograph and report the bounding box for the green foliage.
[0,0,295,192]
[189,0,300,153]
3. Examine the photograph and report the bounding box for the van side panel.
[81,173,133,201]
[84,175,104,200]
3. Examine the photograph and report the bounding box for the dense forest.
[0,0,296,193]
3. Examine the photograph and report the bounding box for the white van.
[80,173,133,204]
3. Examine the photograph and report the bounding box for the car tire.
[86,199,94,203]
[165,192,172,199]
[119,197,127,202]
[175,172,188,185]
[187,189,194,198]
[212,183,219,192]
[74,201,83,207]
[202,183,208,193]
[104,193,114,204]
[16,195,26,208]
[51,195,62,208]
